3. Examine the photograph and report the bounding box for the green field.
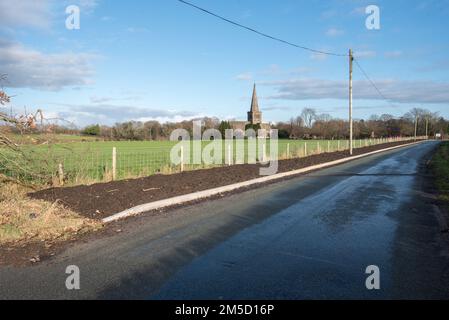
[0,136,395,186]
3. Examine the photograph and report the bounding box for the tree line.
[3,105,448,141]
[79,107,448,141]
[276,107,448,140]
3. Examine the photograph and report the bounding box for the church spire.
[250,83,260,113]
[248,83,262,124]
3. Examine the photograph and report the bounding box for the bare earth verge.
[31,141,417,220]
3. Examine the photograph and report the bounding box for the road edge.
[103,140,427,223]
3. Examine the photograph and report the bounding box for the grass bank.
[431,142,449,206]
[0,181,102,246]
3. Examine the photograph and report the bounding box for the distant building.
[229,84,271,136]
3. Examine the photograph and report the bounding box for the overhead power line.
[353,57,403,113]
[177,0,348,57]
[353,58,391,102]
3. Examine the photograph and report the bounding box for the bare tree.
[301,108,317,128]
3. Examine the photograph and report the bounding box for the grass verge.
[431,142,449,206]
[0,181,102,245]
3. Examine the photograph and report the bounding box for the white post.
[262,143,267,163]
[180,145,184,172]
[304,142,307,157]
[338,140,340,151]
[287,143,290,159]
[327,141,330,153]
[112,147,117,181]
[228,144,232,166]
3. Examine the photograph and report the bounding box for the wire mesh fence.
[0,136,422,187]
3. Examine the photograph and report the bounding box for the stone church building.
[229,84,271,135]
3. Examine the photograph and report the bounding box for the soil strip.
[30,141,418,220]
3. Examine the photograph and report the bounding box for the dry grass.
[0,182,102,245]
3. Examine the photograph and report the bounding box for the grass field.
[0,135,401,186]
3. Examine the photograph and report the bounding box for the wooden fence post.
[112,147,117,181]
[304,142,307,157]
[287,143,290,159]
[58,163,64,186]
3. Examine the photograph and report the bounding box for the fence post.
[262,143,266,162]
[112,147,117,181]
[180,145,184,172]
[228,144,232,166]
[287,143,290,159]
[338,140,340,151]
[58,163,64,186]
[304,142,307,157]
[317,141,321,154]
[327,141,330,153]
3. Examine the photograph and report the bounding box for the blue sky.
[1,0,449,127]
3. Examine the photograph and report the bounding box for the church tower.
[247,84,262,125]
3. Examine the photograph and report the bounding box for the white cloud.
[353,50,376,58]
[126,27,150,33]
[0,40,97,90]
[320,10,337,20]
[90,95,140,104]
[325,28,344,37]
[384,51,403,58]
[310,53,328,61]
[0,0,101,31]
[261,64,282,76]
[351,6,366,16]
[236,72,253,81]
[52,103,204,126]
[77,0,99,11]
[0,0,51,29]
[263,78,449,104]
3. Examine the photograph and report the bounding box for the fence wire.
[0,137,422,186]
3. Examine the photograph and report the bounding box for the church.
[229,84,271,135]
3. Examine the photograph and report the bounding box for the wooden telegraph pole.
[349,49,354,155]
[414,116,418,141]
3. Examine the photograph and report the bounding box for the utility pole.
[414,115,418,141]
[349,49,353,155]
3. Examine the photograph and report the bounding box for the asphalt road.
[1,141,448,299]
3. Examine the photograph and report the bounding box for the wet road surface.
[1,141,448,299]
